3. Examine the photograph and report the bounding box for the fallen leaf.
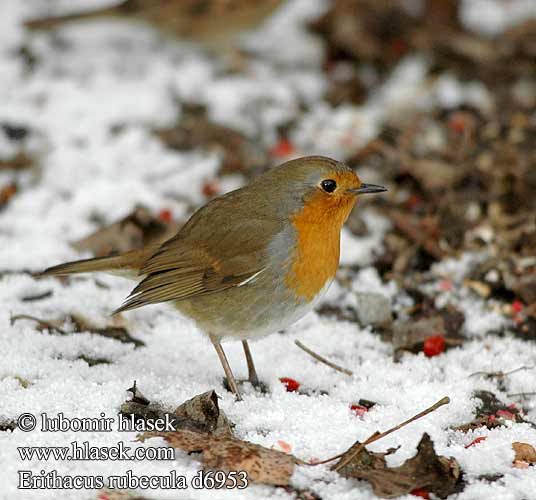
[173,390,233,437]
[0,420,17,432]
[404,159,465,191]
[72,205,179,257]
[139,428,296,486]
[337,433,462,499]
[512,442,536,464]
[203,437,294,485]
[153,106,268,177]
[120,386,233,436]
[0,182,17,209]
[0,152,33,170]
[392,316,445,353]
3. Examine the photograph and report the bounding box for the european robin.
[42,156,386,400]
[24,0,284,58]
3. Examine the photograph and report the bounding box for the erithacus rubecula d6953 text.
[42,156,387,400]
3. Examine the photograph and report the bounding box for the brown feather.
[40,246,156,277]
[113,192,282,313]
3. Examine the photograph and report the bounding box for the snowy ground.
[1,1,536,499]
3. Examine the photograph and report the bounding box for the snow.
[339,210,391,267]
[460,0,536,37]
[1,1,536,499]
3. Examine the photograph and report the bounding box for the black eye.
[321,179,337,193]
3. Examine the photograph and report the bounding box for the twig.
[469,365,535,379]
[507,392,536,398]
[10,314,68,335]
[305,397,450,469]
[295,340,353,376]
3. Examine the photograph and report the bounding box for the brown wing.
[114,213,281,313]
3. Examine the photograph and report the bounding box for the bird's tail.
[40,247,155,278]
[24,4,124,31]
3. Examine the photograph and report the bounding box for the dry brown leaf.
[0,152,33,170]
[72,205,179,257]
[0,182,17,209]
[139,429,295,486]
[173,390,233,437]
[203,438,295,485]
[393,316,445,352]
[512,442,536,464]
[405,159,465,191]
[154,107,268,178]
[338,433,461,498]
[120,387,233,437]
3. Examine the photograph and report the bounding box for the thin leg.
[242,340,260,387]
[211,338,242,401]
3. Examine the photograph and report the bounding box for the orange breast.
[285,190,357,301]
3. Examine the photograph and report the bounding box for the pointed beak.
[348,183,387,195]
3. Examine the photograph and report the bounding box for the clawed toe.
[222,376,269,396]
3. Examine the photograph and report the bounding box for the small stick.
[305,396,450,469]
[469,365,535,379]
[332,396,450,472]
[507,392,536,398]
[10,314,68,335]
[295,340,353,376]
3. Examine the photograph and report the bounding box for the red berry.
[439,279,453,292]
[279,377,300,392]
[202,179,221,198]
[405,194,422,210]
[465,436,487,448]
[496,409,516,421]
[448,117,466,134]
[270,140,295,158]
[350,404,368,417]
[512,300,524,313]
[423,335,445,357]
[277,440,292,453]
[158,209,172,223]
[390,38,409,58]
[410,489,430,499]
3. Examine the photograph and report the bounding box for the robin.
[42,156,386,400]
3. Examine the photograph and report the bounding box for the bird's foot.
[222,376,269,396]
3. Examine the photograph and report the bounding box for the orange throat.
[285,191,357,301]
